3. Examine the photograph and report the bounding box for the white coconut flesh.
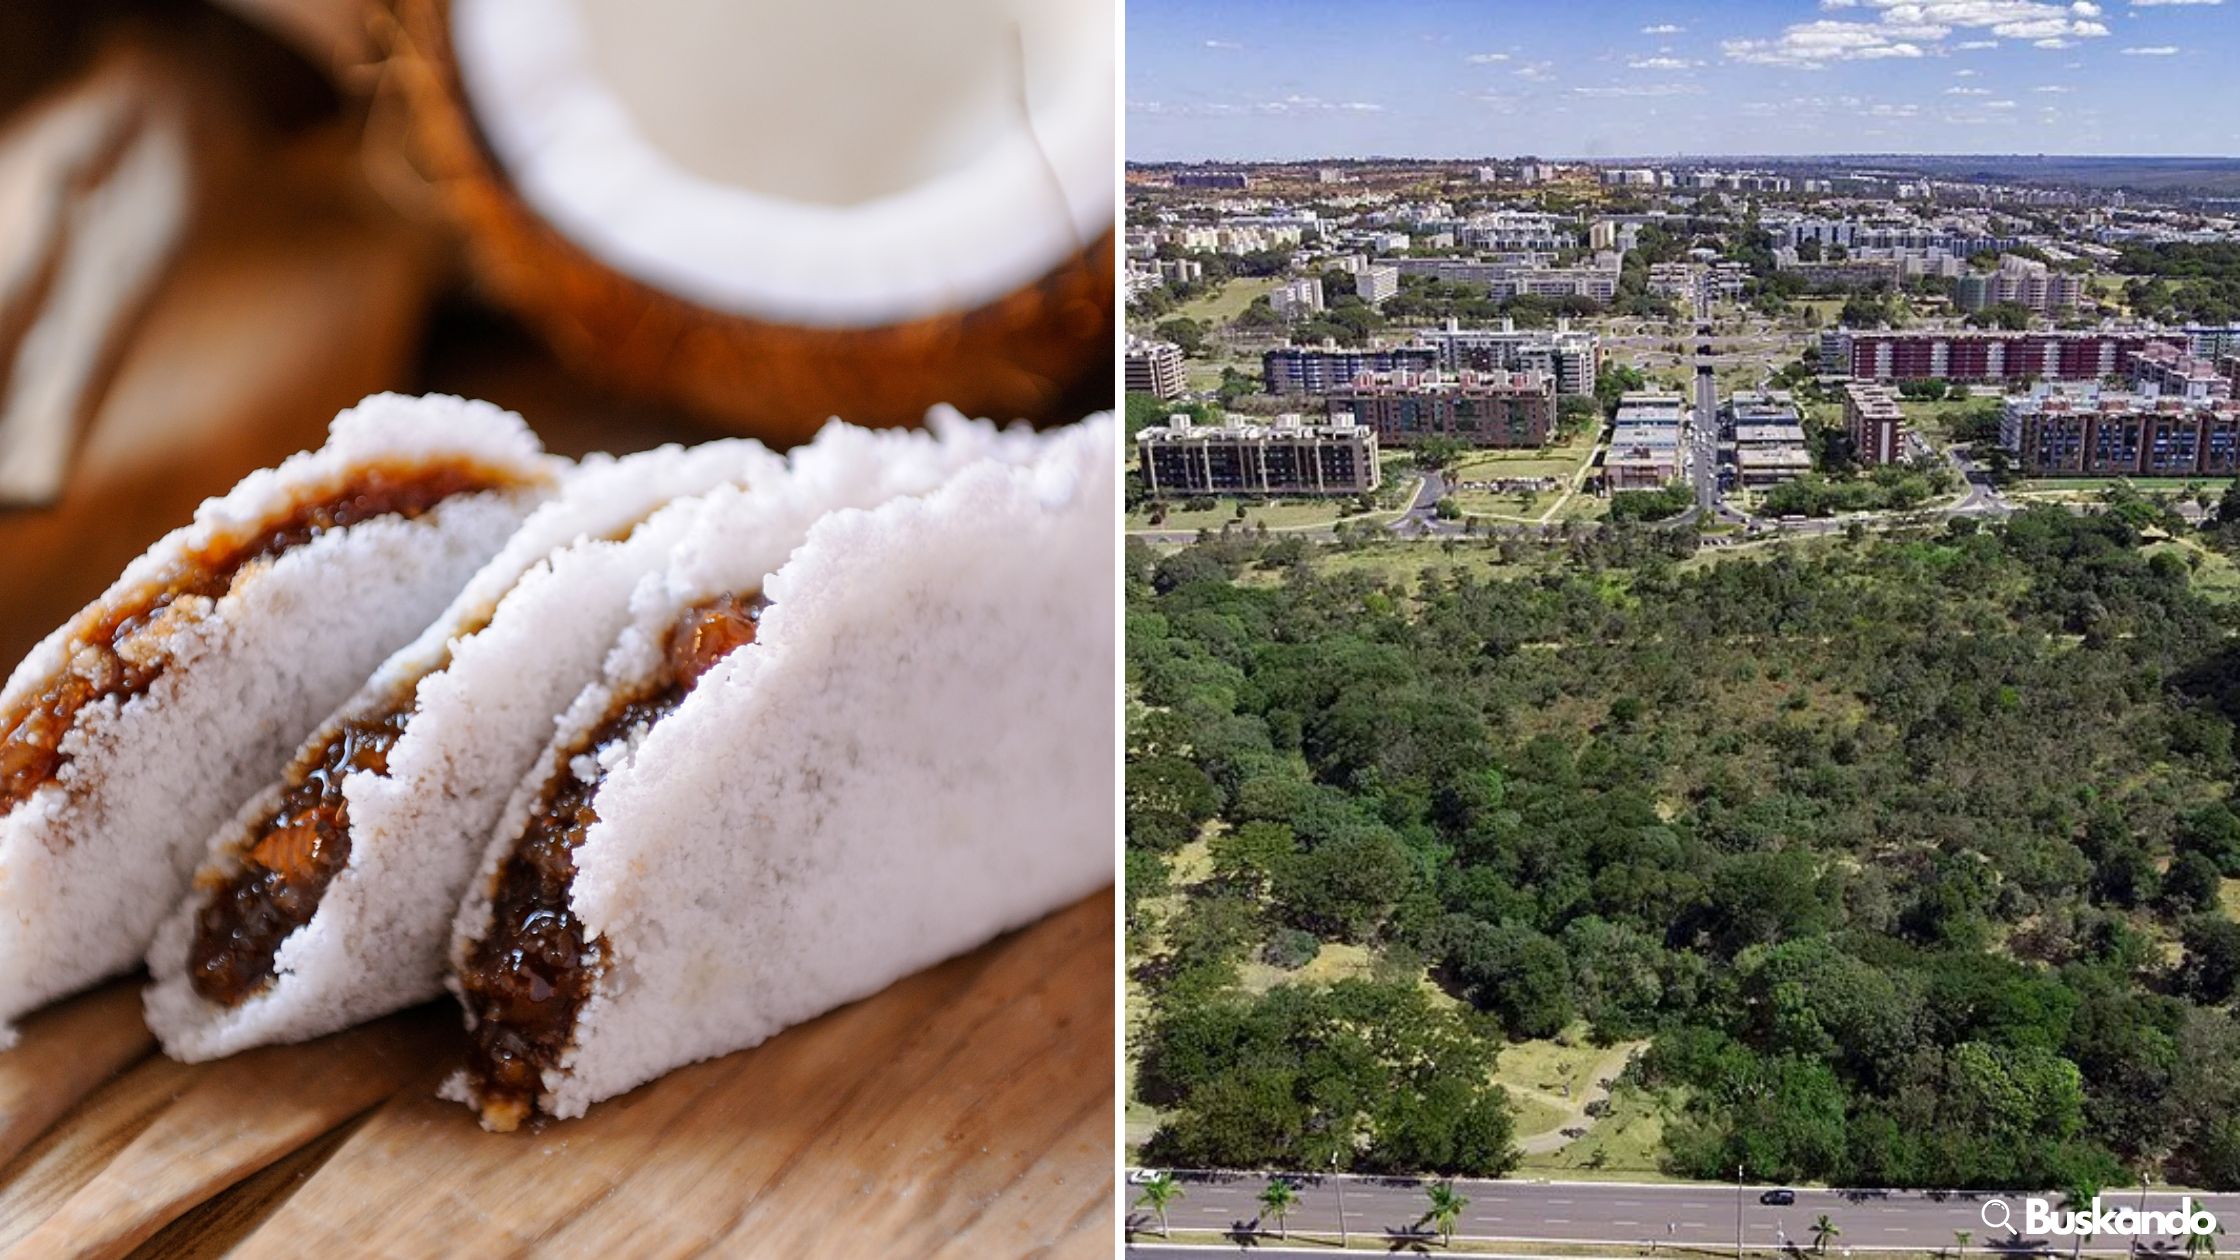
[449,0,1112,329]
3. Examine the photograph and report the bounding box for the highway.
[1125,1172,2235,1255]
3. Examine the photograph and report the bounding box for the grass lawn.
[1449,435,1598,519]
[2011,477,2216,497]
[1238,941,1376,994]
[1513,1085,1687,1181]
[1494,1026,1625,1100]
[1178,276,1279,325]
[1898,397,1997,447]
[2146,538,2240,603]
[1292,544,1539,594]
[1501,1088,1571,1140]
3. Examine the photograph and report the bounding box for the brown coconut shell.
[386,0,1114,445]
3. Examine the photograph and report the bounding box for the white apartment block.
[1355,264,1400,306]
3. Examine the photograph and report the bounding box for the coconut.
[387,0,1114,444]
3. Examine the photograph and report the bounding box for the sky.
[1126,0,2239,161]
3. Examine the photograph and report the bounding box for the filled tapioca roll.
[447,415,1113,1130]
[0,393,559,1041]
[144,410,1048,1060]
[141,438,779,1059]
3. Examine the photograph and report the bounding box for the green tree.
[1812,1214,1842,1254]
[1425,1180,1469,1247]
[1258,1177,1298,1240]
[1137,1171,1181,1237]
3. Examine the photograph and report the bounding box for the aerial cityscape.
[1123,0,2240,1254]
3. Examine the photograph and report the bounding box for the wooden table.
[0,67,1115,1259]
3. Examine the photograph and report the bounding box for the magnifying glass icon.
[1982,1200,2013,1232]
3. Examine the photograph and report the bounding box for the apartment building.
[1171,169,1252,190]
[1323,371,1558,449]
[2000,385,2240,478]
[1136,413,1381,497]
[1271,277,1325,320]
[1124,337,1188,401]
[1412,318,1601,396]
[1725,392,1812,488]
[1844,381,1907,467]
[1823,330,2174,383]
[1606,392,1688,490]
[1355,264,1400,306]
[2128,342,2235,405]
[1263,342,1442,394]
[1955,256,2083,314]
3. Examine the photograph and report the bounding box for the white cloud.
[1202,39,1242,50]
[1253,95,1385,114]
[2128,0,2221,6]
[1722,19,1936,66]
[2034,83,2074,90]
[1954,67,1980,74]
[1946,84,1993,92]
[1725,1,2115,67]
[1628,56,1701,69]
[1466,51,1511,63]
[2033,36,2076,45]
[1641,22,1686,33]
[2121,43,2182,51]
[1571,81,1708,97]
[1514,61,1557,80]
[1986,98,2020,107]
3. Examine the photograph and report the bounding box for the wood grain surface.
[0,50,1117,1256]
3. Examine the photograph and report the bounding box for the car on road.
[1127,1168,1162,1185]
[1761,1189,1797,1206]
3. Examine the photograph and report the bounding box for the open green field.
[2147,538,2240,604]
[1269,544,1539,594]
[1496,1028,1625,1100]
[1897,397,1997,447]
[1514,1085,1685,1180]
[2012,477,2217,497]
[1178,276,1279,325]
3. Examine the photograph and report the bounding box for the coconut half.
[392,0,1114,442]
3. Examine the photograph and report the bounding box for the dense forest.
[1128,510,2240,1191]
[2116,242,2240,325]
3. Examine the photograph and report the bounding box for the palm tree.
[1259,1178,1298,1241]
[1426,1181,1469,1248]
[2063,1182,2102,1260]
[1956,1229,1972,1260]
[2185,1216,2224,1260]
[1136,1172,1181,1238]
[1812,1214,1842,1255]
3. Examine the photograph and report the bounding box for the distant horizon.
[1129,0,2240,164]
[1125,153,2240,166]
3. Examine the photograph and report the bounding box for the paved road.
[1125,1173,2233,1254]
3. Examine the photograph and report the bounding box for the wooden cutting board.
[0,91,1114,1259]
[0,895,1113,1259]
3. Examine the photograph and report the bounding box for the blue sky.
[1127,0,2238,160]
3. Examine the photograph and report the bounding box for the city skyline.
[1128,0,2238,161]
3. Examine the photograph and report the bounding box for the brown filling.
[180,508,674,1008]
[459,591,764,1130]
[0,460,526,814]
[185,706,411,1005]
